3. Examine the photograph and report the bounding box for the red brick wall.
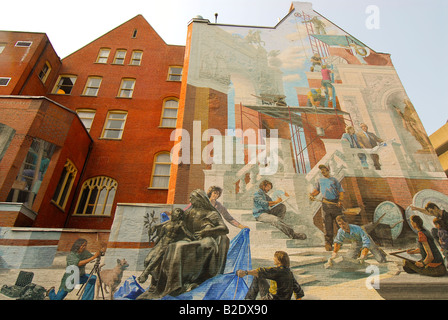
[33,115,92,228]
[0,32,61,96]
[0,98,43,199]
[0,97,92,228]
[43,16,185,229]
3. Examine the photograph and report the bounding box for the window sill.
[98,137,123,141]
[71,214,112,218]
[147,187,169,190]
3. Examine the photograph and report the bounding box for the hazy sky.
[2,0,447,135]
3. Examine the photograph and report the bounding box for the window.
[150,153,171,189]
[132,29,138,38]
[160,99,179,128]
[7,138,55,208]
[53,75,77,94]
[101,111,128,139]
[38,61,51,83]
[74,176,117,216]
[82,76,102,96]
[96,48,110,63]
[15,41,32,47]
[118,78,135,98]
[76,109,96,132]
[168,66,183,81]
[113,50,127,65]
[0,78,11,86]
[130,50,143,66]
[0,43,6,54]
[52,160,77,209]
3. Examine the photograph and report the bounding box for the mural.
[2,1,448,303]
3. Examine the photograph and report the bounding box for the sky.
[2,0,447,135]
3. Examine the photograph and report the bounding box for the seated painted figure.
[137,189,230,299]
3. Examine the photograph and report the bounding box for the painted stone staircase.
[225,208,329,286]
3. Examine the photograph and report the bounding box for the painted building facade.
[168,1,448,247]
[0,1,448,300]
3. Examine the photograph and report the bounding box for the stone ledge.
[375,272,448,300]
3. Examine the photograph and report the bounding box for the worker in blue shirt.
[330,215,387,264]
[309,164,344,251]
[253,180,306,240]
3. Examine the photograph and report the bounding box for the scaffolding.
[239,103,353,174]
[294,11,331,65]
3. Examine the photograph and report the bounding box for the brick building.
[0,31,61,96]
[1,2,447,271]
[45,15,185,231]
[0,16,185,265]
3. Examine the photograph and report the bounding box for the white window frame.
[15,41,32,47]
[167,66,183,81]
[130,50,143,66]
[52,75,77,95]
[96,48,110,64]
[38,61,52,84]
[101,110,128,140]
[0,77,11,86]
[82,76,102,96]
[118,78,136,98]
[113,49,127,65]
[160,98,179,128]
[76,109,96,132]
[149,152,172,189]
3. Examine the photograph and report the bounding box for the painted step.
[289,255,328,267]
[295,274,318,286]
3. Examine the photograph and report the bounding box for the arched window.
[74,176,117,216]
[52,159,77,210]
[160,99,178,128]
[150,153,171,189]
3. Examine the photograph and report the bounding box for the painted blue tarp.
[114,228,252,300]
[113,276,146,300]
